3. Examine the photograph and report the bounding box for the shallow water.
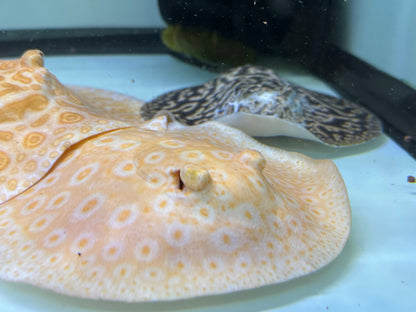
[0,54,414,311]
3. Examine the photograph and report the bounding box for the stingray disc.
[141,65,382,147]
[0,51,351,302]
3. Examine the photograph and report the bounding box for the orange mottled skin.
[0,50,351,302]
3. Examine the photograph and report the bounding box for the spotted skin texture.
[0,51,351,302]
[69,85,144,126]
[141,65,382,147]
[0,50,134,204]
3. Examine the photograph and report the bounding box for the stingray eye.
[22,49,44,67]
[140,115,169,132]
[236,149,266,171]
[179,164,211,191]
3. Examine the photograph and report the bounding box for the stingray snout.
[179,163,211,191]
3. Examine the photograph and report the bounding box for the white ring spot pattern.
[43,228,67,248]
[72,193,105,220]
[70,163,100,186]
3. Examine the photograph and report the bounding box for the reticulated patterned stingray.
[0,50,351,302]
[141,65,382,147]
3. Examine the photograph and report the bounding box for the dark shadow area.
[0,28,168,57]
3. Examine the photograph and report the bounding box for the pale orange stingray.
[0,50,351,302]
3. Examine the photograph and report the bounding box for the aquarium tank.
[0,0,415,311]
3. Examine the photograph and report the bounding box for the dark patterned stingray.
[141,65,382,147]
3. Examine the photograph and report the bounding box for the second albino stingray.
[0,50,351,302]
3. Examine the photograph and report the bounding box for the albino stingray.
[141,65,382,147]
[0,50,351,302]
